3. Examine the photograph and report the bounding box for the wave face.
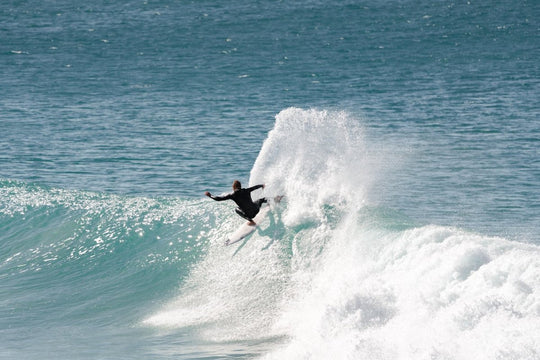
[142,108,540,359]
[0,179,221,358]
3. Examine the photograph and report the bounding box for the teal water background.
[1,0,539,359]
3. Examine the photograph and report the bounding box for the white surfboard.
[225,206,270,246]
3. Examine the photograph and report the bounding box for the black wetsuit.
[208,184,266,220]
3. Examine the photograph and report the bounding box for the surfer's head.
[232,180,241,190]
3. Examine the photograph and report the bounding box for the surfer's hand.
[204,191,211,197]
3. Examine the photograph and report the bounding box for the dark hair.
[232,180,241,190]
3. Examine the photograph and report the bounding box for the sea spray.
[250,108,377,225]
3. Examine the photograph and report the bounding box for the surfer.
[205,180,267,225]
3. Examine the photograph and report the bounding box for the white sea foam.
[262,221,540,359]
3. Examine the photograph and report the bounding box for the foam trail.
[143,221,290,342]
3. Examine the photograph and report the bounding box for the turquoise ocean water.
[1,1,539,359]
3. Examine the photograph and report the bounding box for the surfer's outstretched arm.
[205,191,232,201]
[246,184,265,193]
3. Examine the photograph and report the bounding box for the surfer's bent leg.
[235,208,253,221]
[250,198,267,218]
[255,198,267,208]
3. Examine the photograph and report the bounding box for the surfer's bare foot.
[247,220,256,226]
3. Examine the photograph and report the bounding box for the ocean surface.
[1,0,539,359]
